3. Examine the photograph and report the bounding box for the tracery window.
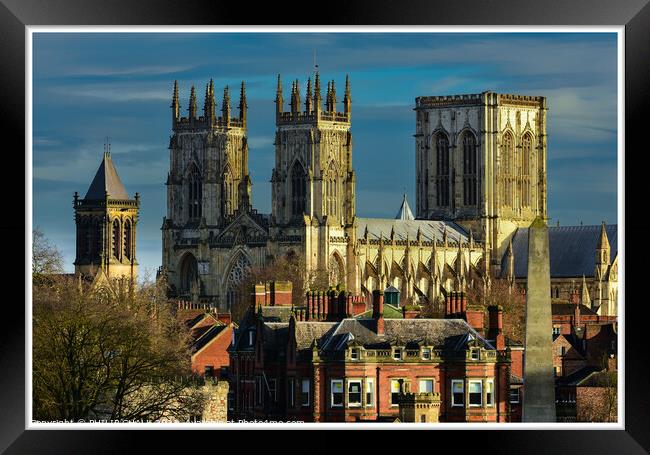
[123,219,132,260]
[501,132,514,207]
[188,167,202,220]
[325,162,338,217]
[462,132,478,206]
[520,133,532,207]
[112,219,121,260]
[226,255,251,310]
[435,132,450,207]
[291,161,306,217]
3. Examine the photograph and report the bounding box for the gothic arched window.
[435,132,450,207]
[521,133,532,208]
[222,170,233,217]
[112,219,121,260]
[179,253,198,295]
[501,132,514,207]
[123,219,132,260]
[325,162,337,217]
[188,167,202,220]
[226,255,251,310]
[462,132,478,206]
[291,161,306,217]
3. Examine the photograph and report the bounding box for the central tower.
[270,74,357,290]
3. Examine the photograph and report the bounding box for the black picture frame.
[4,0,646,452]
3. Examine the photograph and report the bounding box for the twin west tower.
[158,73,551,313]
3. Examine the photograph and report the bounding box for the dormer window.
[470,349,480,361]
[350,348,359,361]
[421,347,432,360]
[393,348,403,361]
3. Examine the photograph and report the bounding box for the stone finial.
[188,85,197,119]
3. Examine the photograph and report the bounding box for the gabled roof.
[507,224,618,278]
[84,152,129,200]
[395,194,415,220]
[552,303,598,317]
[191,324,230,355]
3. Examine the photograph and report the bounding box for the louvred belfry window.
[188,168,202,220]
[291,161,306,216]
[112,219,121,260]
[123,219,132,260]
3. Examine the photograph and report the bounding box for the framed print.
[3,0,648,452]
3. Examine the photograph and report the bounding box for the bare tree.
[32,228,64,276]
[32,274,206,422]
[577,353,617,423]
[465,279,526,344]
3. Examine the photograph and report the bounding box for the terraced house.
[230,289,512,422]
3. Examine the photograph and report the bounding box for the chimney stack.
[372,290,385,335]
[487,305,505,350]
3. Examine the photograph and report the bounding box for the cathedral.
[156,73,618,317]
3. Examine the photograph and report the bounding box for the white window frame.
[421,347,432,360]
[350,347,359,361]
[509,387,520,404]
[390,379,403,407]
[451,379,464,407]
[331,379,344,408]
[486,379,495,407]
[552,326,561,336]
[418,378,435,394]
[347,379,363,408]
[365,378,375,407]
[301,379,310,407]
[393,347,403,361]
[468,379,483,407]
[470,349,480,361]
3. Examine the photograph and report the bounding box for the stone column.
[522,218,556,422]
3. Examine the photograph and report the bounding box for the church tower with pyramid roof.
[73,148,140,282]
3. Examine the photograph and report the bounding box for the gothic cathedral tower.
[270,74,358,292]
[74,150,139,281]
[162,79,250,299]
[414,92,548,267]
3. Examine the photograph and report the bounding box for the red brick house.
[176,301,236,379]
[230,290,513,423]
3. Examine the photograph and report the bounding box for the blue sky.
[32,32,619,276]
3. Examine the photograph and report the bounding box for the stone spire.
[343,74,351,117]
[188,85,197,120]
[330,79,337,111]
[239,81,247,127]
[305,77,313,113]
[171,80,180,121]
[326,81,332,112]
[291,79,301,114]
[595,221,610,280]
[222,86,231,124]
[204,79,216,124]
[314,72,321,114]
[580,275,591,307]
[275,74,283,115]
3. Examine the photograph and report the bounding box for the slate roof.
[84,152,129,200]
[507,224,618,278]
[577,370,617,387]
[552,303,598,317]
[294,322,337,349]
[259,306,293,323]
[320,318,491,352]
[191,324,229,354]
[395,194,415,220]
[357,218,468,243]
[356,303,404,319]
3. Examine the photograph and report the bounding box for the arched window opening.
[291,161,306,217]
[93,218,102,260]
[325,162,337,217]
[226,255,251,311]
[124,219,132,260]
[435,133,450,207]
[521,133,532,208]
[501,132,514,207]
[179,253,199,295]
[188,167,203,220]
[222,171,233,218]
[112,219,121,260]
[462,132,478,206]
[329,254,344,287]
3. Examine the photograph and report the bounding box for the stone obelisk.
[523,217,556,422]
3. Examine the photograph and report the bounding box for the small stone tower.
[74,149,139,281]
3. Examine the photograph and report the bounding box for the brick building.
[230,288,513,423]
